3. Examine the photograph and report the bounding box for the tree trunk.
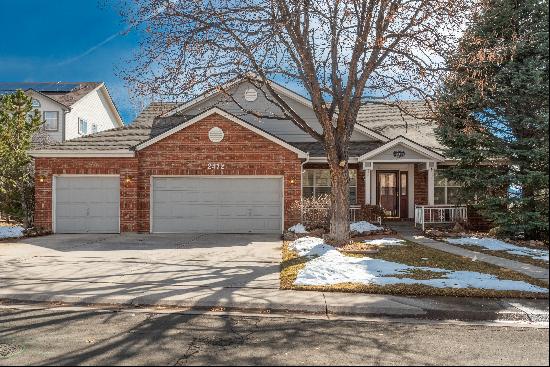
[327,159,350,246]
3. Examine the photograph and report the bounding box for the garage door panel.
[250,205,281,217]
[154,203,218,218]
[152,177,282,233]
[55,176,120,233]
[88,204,119,217]
[56,203,89,217]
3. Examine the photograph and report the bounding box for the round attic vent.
[208,127,224,143]
[244,88,258,102]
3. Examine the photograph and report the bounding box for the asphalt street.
[0,304,548,366]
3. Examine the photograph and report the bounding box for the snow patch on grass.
[350,221,383,233]
[288,223,307,233]
[289,236,333,257]
[291,237,548,293]
[0,226,24,239]
[446,237,549,262]
[363,238,405,246]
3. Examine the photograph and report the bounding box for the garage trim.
[149,175,285,234]
[52,174,121,234]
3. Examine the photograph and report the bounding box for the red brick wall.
[34,113,302,232]
[34,157,139,232]
[414,164,428,205]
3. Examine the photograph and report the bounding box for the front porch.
[302,136,466,226]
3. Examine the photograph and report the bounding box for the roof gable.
[161,76,388,143]
[134,107,308,158]
[358,136,445,162]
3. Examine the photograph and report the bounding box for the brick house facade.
[30,79,451,235]
[34,113,303,232]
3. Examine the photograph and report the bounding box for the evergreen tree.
[436,0,549,240]
[0,90,42,227]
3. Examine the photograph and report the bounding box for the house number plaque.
[207,163,225,170]
[393,150,406,158]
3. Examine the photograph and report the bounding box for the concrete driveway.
[0,233,283,306]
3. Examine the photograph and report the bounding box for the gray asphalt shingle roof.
[33,102,190,151]
[0,82,103,107]
[357,101,442,151]
[33,100,440,156]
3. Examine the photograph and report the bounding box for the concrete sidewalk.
[391,224,549,282]
[1,233,548,323]
[1,277,548,323]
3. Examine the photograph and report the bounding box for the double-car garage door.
[53,176,282,234]
[151,177,282,233]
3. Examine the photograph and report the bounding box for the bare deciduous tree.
[120,0,469,244]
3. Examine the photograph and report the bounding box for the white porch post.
[427,162,436,205]
[364,166,372,205]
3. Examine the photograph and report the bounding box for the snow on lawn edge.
[289,237,548,293]
[0,226,24,239]
[446,237,549,262]
[350,221,383,233]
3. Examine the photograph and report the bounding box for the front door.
[377,171,399,217]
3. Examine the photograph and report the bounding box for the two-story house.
[0,82,123,144]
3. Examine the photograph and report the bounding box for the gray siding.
[182,81,375,142]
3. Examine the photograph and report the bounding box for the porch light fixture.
[38,175,46,183]
[125,175,133,183]
[290,178,296,184]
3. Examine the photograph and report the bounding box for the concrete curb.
[1,292,547,324]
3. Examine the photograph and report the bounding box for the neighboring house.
[0,82,123,144]
[29,77,460,234]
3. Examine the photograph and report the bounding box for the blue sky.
[0,1,140,123]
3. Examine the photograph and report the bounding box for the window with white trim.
[43,111,59,131]
[78,118,88,135]
[302,169,357,204]
[434,170,462,205]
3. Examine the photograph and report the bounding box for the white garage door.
[54,176,120,233]
[152,177,282,233]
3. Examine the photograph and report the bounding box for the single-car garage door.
[152,177,282,233]
[54,176,120,233]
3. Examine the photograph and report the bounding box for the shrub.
[356,205,386,223]
[289,195,331,231]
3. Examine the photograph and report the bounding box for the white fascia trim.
[353,124,390,142]
[26,90,71,111]
[358,136,445,162]
[100,84,124,127]
[135,107,308,158]
[29,150,135,158]
[308,156,359,164]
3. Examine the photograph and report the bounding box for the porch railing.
[349,205,361,222]
[414,204,467,231]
